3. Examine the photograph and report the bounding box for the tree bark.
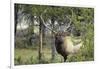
[14,5,18,36]
[39,16,43,62]
[14,4,19,48]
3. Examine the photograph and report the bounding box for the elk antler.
[65,15,72,30]
[40,9,57,34]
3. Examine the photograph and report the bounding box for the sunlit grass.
[14,47,63,65]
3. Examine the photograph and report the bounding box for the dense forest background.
[14,3,94,65]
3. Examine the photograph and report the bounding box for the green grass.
[14,47,63,65]
[15,46,94,65]
[15,48,37,65]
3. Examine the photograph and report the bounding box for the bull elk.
[40,10,83,62]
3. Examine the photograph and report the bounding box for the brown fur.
[55,32,69,62]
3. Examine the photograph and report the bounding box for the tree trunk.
[39,16,43,62]
[14,5,18,36]
[42,24,46,46]
[31,16,35,34]
[14,5,18,48]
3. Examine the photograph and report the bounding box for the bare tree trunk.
[31,16,35,34]
[39,16,43,62]
[42,24,45,46]
[14,4,18,36]
[14,4,19,48]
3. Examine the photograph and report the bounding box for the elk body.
[55,32,83,62]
